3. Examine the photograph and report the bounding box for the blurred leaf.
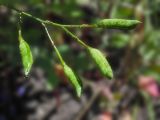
[115,5,134,18]
[142,66,160,83]
[139,76,159,97]
[74,52,90,70]
[110,33,130,48]
[142,92,155,120]
[140,30,160,64]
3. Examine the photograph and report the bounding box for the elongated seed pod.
[63,63,82,97]
[87,47,113,79]
[19,30,33,76]
[95,19,141,29]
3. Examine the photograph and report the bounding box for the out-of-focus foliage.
[0,0,160,120]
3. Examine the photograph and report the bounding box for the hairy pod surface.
[19,30,33,76]
[63,63,82,97]
[96,19,141,29]
[87,47,113,79]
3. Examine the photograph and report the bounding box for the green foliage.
[140,30,160,65]
[87,47,113,79]
[18,29,33,76]
[96,19,141,29]
[63,63,82,97]
[110,33,130,48]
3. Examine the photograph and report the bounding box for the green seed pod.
[87,47,113,79]
[63,64,82,97]
[95,19,141,29]
[19,30,33,76]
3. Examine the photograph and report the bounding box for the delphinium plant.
[1,5,141,97]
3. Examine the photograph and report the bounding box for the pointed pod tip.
[134,20,142,23]
[107,70,114,79]
[24,72,29,76]
[24,69,30,77]
[132,20,142,25]
[77,87,82,98]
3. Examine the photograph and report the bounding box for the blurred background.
[0,0,160,120]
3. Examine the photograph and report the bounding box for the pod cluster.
[18,17,140,97]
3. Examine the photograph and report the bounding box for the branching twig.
[1,5,95,28]
[1,5,91,48]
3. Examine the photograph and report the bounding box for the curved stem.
[61,24,96,28]
[44,21,88,48]
[42,23,65,65]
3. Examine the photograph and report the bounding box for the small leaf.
[95,19,141,29]
[87,47,113,79]
[19,30,33,76]
[63,63,82,97]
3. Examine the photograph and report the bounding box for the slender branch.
[61,27,88,48]
[2,5,90,48]
[42,23,65,65]
[2,5,95,28]
[47,20,88,48]
[61,24,96,28]
[21,11,44,23]
[44,21,88,49]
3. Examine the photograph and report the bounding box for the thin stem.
[18,13,22,32]
[44,21,88,48]
[44,20,63,27]
[3,5,95,28]
[21,12,96,28]
[18,13,22,42]
[4,5,89,48]
[61,27,88,48]
[21,12,44,23]
[42,23,65,65]
[61,24,96,28]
